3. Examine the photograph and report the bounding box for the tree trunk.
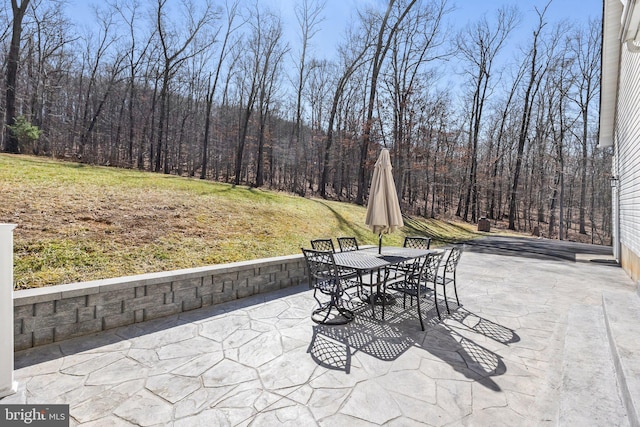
[4,0,30,153]
[356,0,418,205]
[509,32,541,230]
[579,107,588,234]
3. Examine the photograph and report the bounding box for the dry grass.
[1,154,489,289]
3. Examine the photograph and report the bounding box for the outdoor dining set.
[300,147,464,330]
[301,236,463,330]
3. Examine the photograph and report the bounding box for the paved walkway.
[2,236,636,426]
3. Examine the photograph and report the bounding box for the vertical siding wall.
[616,46,640,281]
[13,254,308,351]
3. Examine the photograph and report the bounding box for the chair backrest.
[301,248,338,287]
[444,246,463,272]
[417,251,444,282]
[403,236,431,250]
[310,238,336,253]
[337,237,359,252]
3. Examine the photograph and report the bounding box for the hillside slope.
[1,154,483,289]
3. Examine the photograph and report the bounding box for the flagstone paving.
[2,236,636,426]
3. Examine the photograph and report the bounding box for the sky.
[62,0,603,97]
[64,0,603,53]
[271,0,603,60]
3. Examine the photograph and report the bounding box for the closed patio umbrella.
[365,148,404,254]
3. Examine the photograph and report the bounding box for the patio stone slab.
[201,359,259,387]
[113,388,174,426]
[303,386,351,420]
[173,408,235,427]
[340,380,403,424]
[3,237,638,426]
[86,357,149,386]
[559,304,628,426]
[145,374,202,403]
[199,314,251,342]
[603,290,640,427]
[71,379,146,424]
[58,331,132,355]
[25,372,86,402]
[156,336,220,359]
[258,348,321,390]
[237,330,283,367]
[170,351,225,377]
[60,352,125,376]
[127,348,197,375]
[79,415,137,426]
[250,401,317,426]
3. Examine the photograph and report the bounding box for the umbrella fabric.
[365,148,404,235]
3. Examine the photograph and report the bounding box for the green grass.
[0,154,486,289]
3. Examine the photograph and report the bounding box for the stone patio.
[2,236,638,426]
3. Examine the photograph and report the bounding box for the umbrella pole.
[378,233,382,254]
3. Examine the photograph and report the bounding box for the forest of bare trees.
[1,0,611,244]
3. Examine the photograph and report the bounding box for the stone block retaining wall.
[13,254,308,351]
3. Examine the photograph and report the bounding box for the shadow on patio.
[462,235,614,262]
[14,284,311,371]
[307,298,519,392]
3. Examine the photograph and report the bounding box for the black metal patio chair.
[436,245,464,313]
[302,248,358,325]
[337,237,359,252]
[403,236,432,249]
[388,250,445,330]
[390,236,433,280]
[314,238,361,280]
[311,238,336,253]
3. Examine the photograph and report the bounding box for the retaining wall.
[13,254,308,351]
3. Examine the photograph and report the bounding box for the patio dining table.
[333,246,440,319]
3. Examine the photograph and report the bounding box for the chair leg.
[312,289,353,325]
[356,271,363,299]
[416,288,425,331]
[443,285,451,314]
[442,274,451,314]
[312,289,332,324]
[370,291,376,319]
[433,282,441,319]
[453,272,460,306]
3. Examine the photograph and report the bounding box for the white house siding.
[616,44,640,281]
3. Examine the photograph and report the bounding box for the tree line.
[1,0,611,243]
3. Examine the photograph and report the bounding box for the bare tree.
[111,0,156,167]
[254,17,287,187]
[544,24,575,239]
[76,6,125,160]
[22,0,73,155]
[233,4,283,186]
[4,0,31,153]
[319,29,370,198]
[569,19,601,234]
[289,0,325,195]
[201,0,241,179]
[356,0,418,205]
[457,5,518,222]
[383,0,449,206]
[154,0,216,173]
[508,2,549,231]
[304,58,331,191]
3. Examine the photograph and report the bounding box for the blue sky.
[63,0,603,97]
[65,0,603,51]
[275,0,604,60]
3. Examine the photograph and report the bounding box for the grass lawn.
[1,154,489,289]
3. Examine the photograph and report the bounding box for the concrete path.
[2,236,637,426]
